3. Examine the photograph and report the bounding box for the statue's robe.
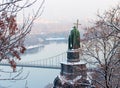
[68,27,80,49]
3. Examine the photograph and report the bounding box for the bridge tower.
[53,20,92,88]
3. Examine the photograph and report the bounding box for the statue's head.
[73,26,77,29]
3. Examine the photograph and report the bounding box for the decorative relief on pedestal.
[67,49,80,62]
[60,62,87,80]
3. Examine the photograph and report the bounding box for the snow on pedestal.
[53,49,91,88]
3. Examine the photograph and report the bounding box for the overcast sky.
[35,0,119,24]
[18,0,119,34]
[17,0,120,24]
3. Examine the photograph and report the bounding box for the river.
[0,42,68,88]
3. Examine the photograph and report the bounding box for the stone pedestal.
[53,49,91,88]
[53,61,89,88]
[60,62,87,80]
[67,49,80,62]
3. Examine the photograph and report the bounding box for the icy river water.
[0,42,67,88]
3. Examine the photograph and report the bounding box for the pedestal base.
[53,48,93,88]
[60,62,87,80]
[53,75,90,88]
[53,62,90,88]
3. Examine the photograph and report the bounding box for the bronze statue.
[68,26,80,50]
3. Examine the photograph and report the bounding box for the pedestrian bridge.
[0,52,97,70]
[0,52,67,69]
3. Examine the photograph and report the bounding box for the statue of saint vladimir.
[68,26,80,50]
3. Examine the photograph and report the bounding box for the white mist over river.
[0,42,67,88]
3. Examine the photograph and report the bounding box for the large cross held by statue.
[74,19,81,29]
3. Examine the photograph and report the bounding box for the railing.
[0,52,67,69]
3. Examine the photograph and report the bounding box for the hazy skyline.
[38,0,119,24]
[18,0,120,24]
[19,0,120,34]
